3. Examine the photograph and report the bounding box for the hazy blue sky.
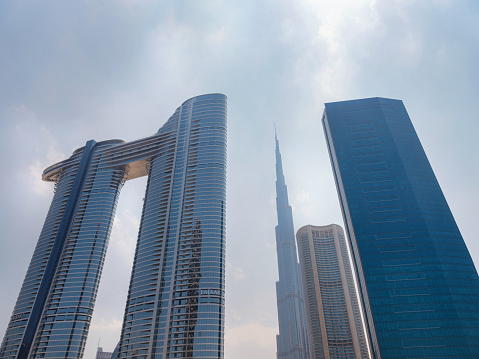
[1,1,478,358]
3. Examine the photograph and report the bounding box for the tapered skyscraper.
[0,94,227,359]
[274,134,309,359]
[323,97,479,358]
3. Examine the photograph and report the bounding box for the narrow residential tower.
[296,224,369,359]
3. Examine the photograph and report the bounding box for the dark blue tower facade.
[274,134,309,359]
[323,97,479,358]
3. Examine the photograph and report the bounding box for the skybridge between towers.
[42,131,175,183]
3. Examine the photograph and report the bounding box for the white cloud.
[207,26,226,45]
[295,190,310,204]
[90,318,123,332]
[233,267,246,280]
[9,105,66,197]
[12,104,36,121]
[110,209,140,262]
[28,160,52,196]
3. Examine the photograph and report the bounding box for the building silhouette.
[322,97,479,358]
[296,224,369,359]
[0,93,227,359]
[274,134,309,359]
[96,347,113,359]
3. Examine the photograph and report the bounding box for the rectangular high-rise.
[322,97,479,358]
[0,94,227,359]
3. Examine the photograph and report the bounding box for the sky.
[0,1,478,358]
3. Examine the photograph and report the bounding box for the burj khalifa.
[274,133,309,359]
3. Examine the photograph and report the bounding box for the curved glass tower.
[274,134,309,359]
[0,93,227,359]
[117,94,227,359]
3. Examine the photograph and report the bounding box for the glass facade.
[296,224,369,359]
[0,94,227,359]
[117,94,227,359]
[0,139,125,359]
[274,135,309,359]
[322,97,479,358]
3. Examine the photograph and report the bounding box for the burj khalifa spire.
[274,132,309,359]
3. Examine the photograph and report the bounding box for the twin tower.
[0,94,227,359]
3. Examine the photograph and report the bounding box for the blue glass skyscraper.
[0,94,227,359]
[274,134,309,359]
[323,97,479,358]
